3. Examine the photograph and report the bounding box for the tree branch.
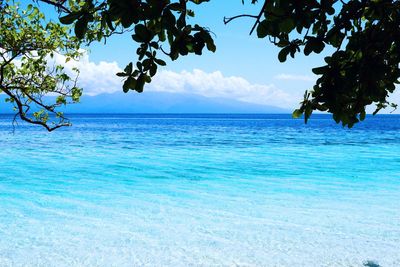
[223,14,258,25]
[249,0,267,35]
[0,86,71,132]
[35,0,70,13]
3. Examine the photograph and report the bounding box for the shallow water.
[0,114,399,266]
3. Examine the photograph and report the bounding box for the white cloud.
[383,87,400,114]
[52,51,122,96]
[149,69,294,107]
[51,52,300,108]
[275,73,315,82]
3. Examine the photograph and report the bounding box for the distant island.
[0,92,289,114]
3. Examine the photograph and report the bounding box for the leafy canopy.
[58,0,216,94]
[0,1,82,131]
[2,0,400,130]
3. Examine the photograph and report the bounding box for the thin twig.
[36,0,70,13]
[223,14,258,25]
[249,0,267,35]
[1,86,70,131]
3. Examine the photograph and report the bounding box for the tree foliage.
[57,0,216,94]
[249,0,400,127]
[2,0,400,130]
[0,1,82,131]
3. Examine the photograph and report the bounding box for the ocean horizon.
[0,113,399,266]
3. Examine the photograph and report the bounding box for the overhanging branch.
[0,86,71,132]
[249,0,267,35]
[35,0,70,13]
[223,14,258,25]
[223,0,268,36]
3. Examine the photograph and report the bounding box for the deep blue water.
[0,114,399,266]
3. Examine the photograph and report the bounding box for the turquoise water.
[0,114,399,266]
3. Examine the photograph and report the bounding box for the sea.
[0,114,399,266]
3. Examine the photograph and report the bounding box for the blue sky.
[24,0,399,112]
[74,0,326,109]
[87,1,325,83]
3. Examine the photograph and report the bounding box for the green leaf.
[169,3,183,11]
[304,42,313,56]
[59,12,81,25]
[149,64,157,76]
[56,96,67,105]
[116,72,127,77]
[360,110,366,121]
[206,40,216,52]
[154,58,166,66]
[312,66,327,75]
[123,77,136,92]
[136,74,145,93]
[123,81,130,93]
[314,40,325,54]
[135,24,151,42]
[279,18,295,33]
[257,20,268,38]
[292,109,303,118]
[191,0,209,4]
[124,63,133,75]
[278,47,289,62]
[74,17,88,39]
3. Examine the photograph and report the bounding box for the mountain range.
[0,91,288,114]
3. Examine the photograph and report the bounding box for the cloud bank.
[274,74,315,82]
[151,70,293,107]
[49,52,400,113]
[52,52,122,95]
[51,52,298,108]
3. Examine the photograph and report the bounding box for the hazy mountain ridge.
[0,91,289,113]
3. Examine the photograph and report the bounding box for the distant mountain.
[0,91,289,114]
